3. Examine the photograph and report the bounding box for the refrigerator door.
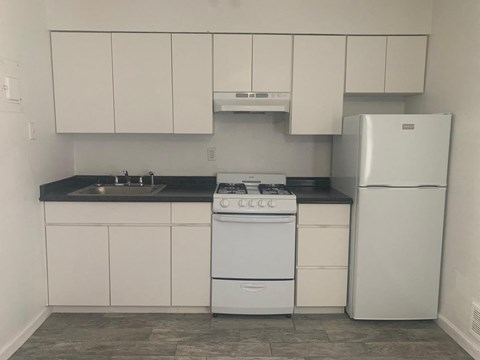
[359,114,451,186]
[350,187,446,320]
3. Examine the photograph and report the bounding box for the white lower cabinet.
[172,226,211,306]
[44,202,211,308]
[296,268,348,307]
[296,204,351,308]
[46,226,110,306]
[109,226,171,306]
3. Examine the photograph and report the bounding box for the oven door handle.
[213,214,295,224]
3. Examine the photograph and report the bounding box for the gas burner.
[259,184,292,195]
[217,183,247,194]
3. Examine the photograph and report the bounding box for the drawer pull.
[240,283,267,292]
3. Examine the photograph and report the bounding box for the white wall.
[46,0,433,35]
[406,0,480,357]
[74,97,406,177]
[73,113,331,176]
[0,0,74,358]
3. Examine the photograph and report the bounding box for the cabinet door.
[252,35,292,92]
[345,36,387,93]
[214,34,252,92]
[385,36,427,93]
[297,228,349,267]
[298,204,350,226]
[112,33,173,133]
[51,32,114,133]
[296,268,348,307]
[172,34,213,134]
[109,226,171,306]
[290,36,346,135]
[46,226,109,305]
[172,226,211,306]
[171,202,212,224]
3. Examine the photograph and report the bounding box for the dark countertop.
[286,177,352,204]
[39,175,216,202]
[39,175,352,204]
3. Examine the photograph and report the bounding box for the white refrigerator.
[332,114,451,320]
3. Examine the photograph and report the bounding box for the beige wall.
[46,0,433,34]
[406,0,480,357]
[0,0,74,357]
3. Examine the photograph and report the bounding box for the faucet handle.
[139,176,143,186]
[113,175,119,185]
[148,171,155,186]
[123,170,129,176]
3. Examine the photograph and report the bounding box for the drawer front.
[297,227,349,267]
[172,202,211,224]
[45,202,171,224]
[212,279,294,315]
[296,268,348,307]
[298,204,350,226]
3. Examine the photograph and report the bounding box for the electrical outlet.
[28,122,36,140]
[207,147,216,161]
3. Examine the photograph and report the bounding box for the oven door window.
[212,214,296,279]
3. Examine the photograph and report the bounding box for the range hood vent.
[213,92,290,113]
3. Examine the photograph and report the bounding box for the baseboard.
[436,314,480,360]
[51,306,210,313]
[294,306,344,314]
[0,307,51,360]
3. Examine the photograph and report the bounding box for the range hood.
[213,92,290,113]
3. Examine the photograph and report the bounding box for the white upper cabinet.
[289,36,346,135]
[214,34,252,92]
[172,34,213,134]
[252,35,292,92]
[345,35,427,94]
[112,33,173,133]
[214,34,292,92]
[345,36,387,93]
[385,36,427,93]
[51,32,114,133]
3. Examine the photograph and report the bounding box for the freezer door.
[359,114,451,186]
[350,187,446,320]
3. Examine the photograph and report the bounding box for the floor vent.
[471,301,480,342]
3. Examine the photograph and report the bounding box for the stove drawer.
[212,279,294,315]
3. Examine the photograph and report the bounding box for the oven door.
[212,213,296,279]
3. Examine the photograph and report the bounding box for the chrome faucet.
[123,170,131,186]
[149,171,155,185]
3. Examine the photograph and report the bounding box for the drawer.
[298,204,350,226]
[172,202,211,224]
[45,202,171,224]
[296,268,348,307]
[297,227,349,266]
[212,279,294,315]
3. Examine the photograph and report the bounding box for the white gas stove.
[211,173,296,316]
[213,173,297,214]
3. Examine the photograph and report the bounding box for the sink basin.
[69,184,166,196]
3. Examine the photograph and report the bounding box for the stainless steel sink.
[69,184,166,196]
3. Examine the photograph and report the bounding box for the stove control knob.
[258,200,267,208]
[248,199,256,207]
[238,199,247,207]
[268,200,277,208]
[220,199,230,208]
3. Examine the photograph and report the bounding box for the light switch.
[5,76,21,102]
